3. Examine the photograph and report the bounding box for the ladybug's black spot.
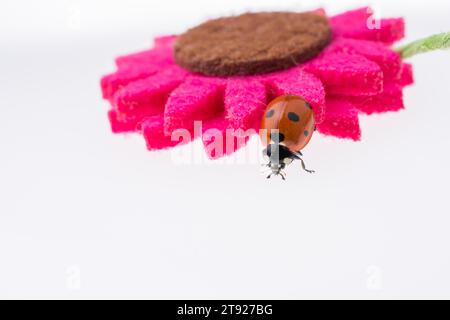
[287,112,300,122]
[266,109,275,118]
[305,102,312,109]
[304,130,309,137]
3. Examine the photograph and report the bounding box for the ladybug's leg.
[261,162,270,168]
[262,146,272,165]
[298,156,315,174]
[279,171,286,180]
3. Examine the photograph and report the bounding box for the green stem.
[396,32,450,59]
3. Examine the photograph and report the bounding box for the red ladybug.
[260,95,315,180]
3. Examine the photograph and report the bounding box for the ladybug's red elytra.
[260,95,316,180]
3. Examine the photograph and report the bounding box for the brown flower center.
[174,12,332,77]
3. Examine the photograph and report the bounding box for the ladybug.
[260,95,316,180]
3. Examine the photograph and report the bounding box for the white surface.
[1,0,450,299]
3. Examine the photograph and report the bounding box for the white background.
[1,0,450,299]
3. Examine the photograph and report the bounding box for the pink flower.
[100,7,414,159]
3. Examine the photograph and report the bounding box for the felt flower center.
[174,12,332,76]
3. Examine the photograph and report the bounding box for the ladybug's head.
[262,144,295,180]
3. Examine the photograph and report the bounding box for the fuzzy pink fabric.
[224,79,267,130]
[305,52,383,97]
[141,115,182,150]
[113,65,188,118]
[330,7,405,44]
[263,68,326,123]
[164,77,225,134]
[101,7,414,158]
[317,98,361,141]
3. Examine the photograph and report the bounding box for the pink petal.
[263,67,326,124]
[115,46,175,69]
[200,78,265,159]
[330,7,405,44]
[101,46,176,100]
[348,81,404,114]
[224,79,267,130]
[376,18,405,44]
[325,37,402,78]
[164,77,225,134]
[154,35,177,48]
[101,66,160,100]
[305,52,383,97]
[202,117,252,159]
[342,62,413,115]
[399,63,414,87]
[108,109,142,133]
[317,98,361,141]
[113,65,188,118]
[141,115,184,150]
